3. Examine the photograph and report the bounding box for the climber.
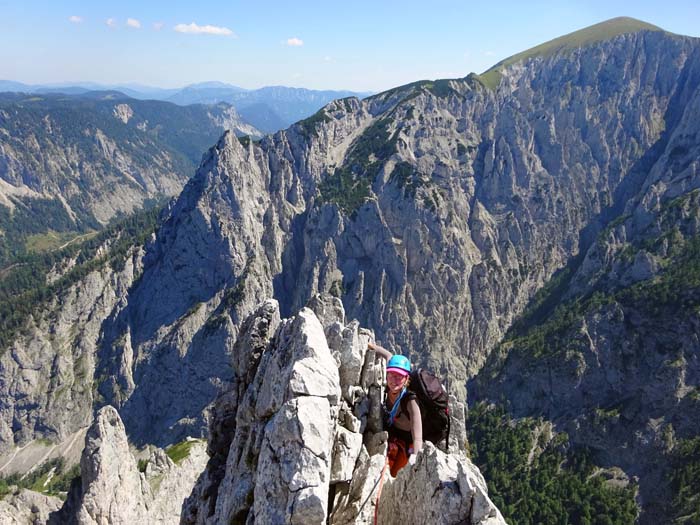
[368,341,423,477]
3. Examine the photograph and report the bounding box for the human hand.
[408,454,417,466]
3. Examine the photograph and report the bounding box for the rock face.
[0,92,261,242]
[90,24,700,449]
[0,245,144,456]
[51,405,208,525]
[182,296,504,525]
[1,22,699,522]
[475,74,700,522]
[0,489,62,525]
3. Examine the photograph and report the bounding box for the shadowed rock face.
[182,296,503,525]
[0,27,699,522]
[475,72,700,522]
[85,28,700,450]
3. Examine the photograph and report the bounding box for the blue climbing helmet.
[386,354,411,377]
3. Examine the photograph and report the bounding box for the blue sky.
[2,0,699,92]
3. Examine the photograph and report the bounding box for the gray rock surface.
[0,489,62,525]
[74,406,149,524]
[51,405,208,525]
[0,26,698,523]
[377,442,504,525]
[182,297,505,525]
[0,246,143,456]
[476,58,700,521]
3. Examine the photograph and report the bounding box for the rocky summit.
[0,17,699,523]
[46,296,503,524]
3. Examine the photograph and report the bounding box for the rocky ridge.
[180,295,503,525]
[43,296,503,524]
[0,93,261,263]
[0,21,698,522]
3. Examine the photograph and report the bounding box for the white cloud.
[153,22,164,31]
[106,18,116,28]
[127,18,141,29]
[483,50,496,57]
[174,22,235,36]
[286,37,303,47]
[68,15,82,23]
[323,55,333,62]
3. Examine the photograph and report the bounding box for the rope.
[373,458,389,525]
[356,456,388,518]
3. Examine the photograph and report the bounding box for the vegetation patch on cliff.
[317,117,398,214]
[467,403,638,525]
[165,439,202,465]
[297,108,332,139]
[0,205,161,352]
[669,437,700,524]
[0,458,80,500]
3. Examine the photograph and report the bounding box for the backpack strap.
[387,388,407,426]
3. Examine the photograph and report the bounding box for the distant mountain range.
[0,91,259,264]
[0,80,372,134]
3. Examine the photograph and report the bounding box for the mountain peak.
[480,16,665,88]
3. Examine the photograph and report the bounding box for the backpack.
[408,368,450,451]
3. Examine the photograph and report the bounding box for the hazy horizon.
[3,0,700,92]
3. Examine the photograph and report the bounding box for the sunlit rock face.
[1,26,699,524]
[182,296,504,525]
[49,405,207,525]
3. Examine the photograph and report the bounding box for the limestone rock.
[147,442,209,524]
[0,489,62,525]
[2,27,699,524]
[53,406,207,525]
[72,406,149,524]
[183,297,505,524]
[377,442,504,525]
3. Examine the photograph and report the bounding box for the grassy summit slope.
[480,17,665,89]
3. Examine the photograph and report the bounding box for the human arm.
[367,341,393,362]
[406,399,423,454]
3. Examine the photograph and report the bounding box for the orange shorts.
[387,436,412,477]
